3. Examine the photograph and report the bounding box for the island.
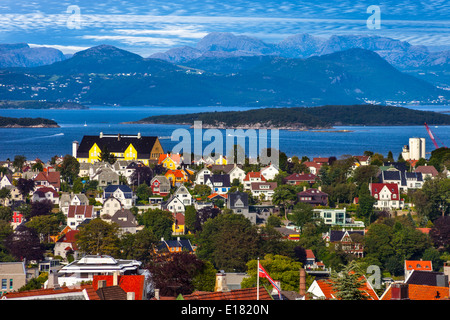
[0,116,59,128]
[127,104,450,130]
[0,100,87,109]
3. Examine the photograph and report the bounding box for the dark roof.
[204,174,231,187]
[406,270,448,287]
[77,134,159,159]
[96,285,128,300]
[157,238,194,253]
[382,171,423,185]
[228,191,249,208]
[329,230,364,242]
[104,185,133,198]
[383,162,407,172]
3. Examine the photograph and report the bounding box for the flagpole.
[257,257,260,301]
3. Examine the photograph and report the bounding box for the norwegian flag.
[258,261,282,299]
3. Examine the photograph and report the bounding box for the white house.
[103,185,135,209]
[173,185,193,206]
[260,164,279,181]
[250,182,277,201]
[60,193,89,216]
[194,167,211,185]
[32,187,60,205]
[0,174,13,189]
[55,255,142,287]
[67,205,95,228]
[243,172,266,190]
[369,183,404,210]
[163,196,186,213]
[101,197,123,219]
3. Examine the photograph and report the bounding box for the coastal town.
[0,130,449,302]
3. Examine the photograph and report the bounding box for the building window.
[1,279,6,290]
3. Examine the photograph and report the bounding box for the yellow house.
[73,132,164,165]
[158,153,182,170]
[172,212,185,235]
[215,155,227,165]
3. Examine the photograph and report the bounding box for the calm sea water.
[0,105,449,162]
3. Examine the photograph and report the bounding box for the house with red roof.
[381,282,449,300]
[32,186,60,205]
[243,171,266,190]
[405,260,433,280]
[285,173,317,186]
[93,274,148,300]
[0,284,100,300]
[369,183,403,210]
[307,275,379,300]
[297,187,328,207]
[415,165,439,179]
[54,230,80,260]
[302,161,322,175]
[67,205,95,229]
[34,171,61,191]
[313,157,329,165]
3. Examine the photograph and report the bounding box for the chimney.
[113,271,119,286]
[99,132,103,138]
[117,133,121,141]
[444,262,450,279]
[127,292,135,300]
[137,132,141,139]
[318,186,322,191]
[436,274,449,288]
[390,283,409,300]
[303,186,307,191]
[299,268,306,296]
[154,289,160,300]
[72,141,78,158]
[47,270,60,289]
[98,280,107,288]
[214,271,229,292]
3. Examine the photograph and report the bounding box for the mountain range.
[0,33,449,106]
[150,32,450,70]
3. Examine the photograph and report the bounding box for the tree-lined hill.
[134,104,450,129]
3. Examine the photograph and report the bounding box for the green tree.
[184,205,197,233]
[26,215,61,243]
[195,213,259,272]
[118,228,157,263]
[241,254,306,292]
[58,154,80,184]
[136,183,152,204]
[13,155,26,172]
[138,208,173,240]
[98,146,117,164]
[327,260,369,300]
[289,202,314,233]
[272,184,298,220]
[75,218,121,256]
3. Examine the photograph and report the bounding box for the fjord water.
[0,105,449,162]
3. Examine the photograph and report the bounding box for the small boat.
[84,121,87,127]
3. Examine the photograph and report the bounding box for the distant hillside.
[0,44,448,106]
[0,43,65,68]
[0,116,59,128]
[133,104,450,129]
[29,45,183,75]
[0,100,87,109]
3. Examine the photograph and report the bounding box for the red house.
[285,173,317,185]
[150,175,171,196]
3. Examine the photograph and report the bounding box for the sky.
[0,0,449,56]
